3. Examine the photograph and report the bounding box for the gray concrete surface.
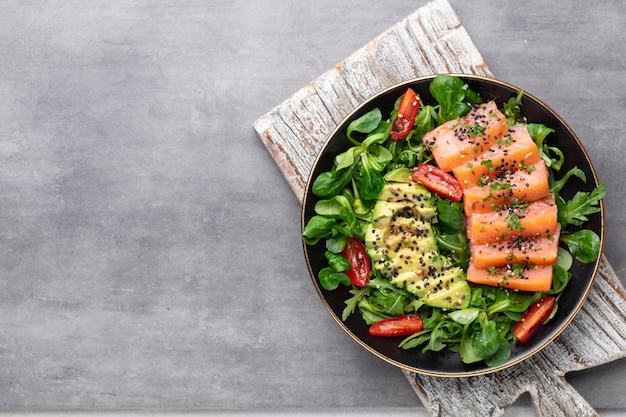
[0,0,624,414]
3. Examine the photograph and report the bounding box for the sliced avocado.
[422,279,471,310]
[377,183,432,205]
[384,234,438,256]
[383,249,442,279]
[371,201,405,229]
[372,203,436,229]
[364,226,384,262]
[386,216,435,238]
[368,218,439,273]
[383,167,413,183]
[364,181,469,310]
[391,267,442,297]
[390,270,428,297]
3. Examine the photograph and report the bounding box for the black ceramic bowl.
[301,74,604,377]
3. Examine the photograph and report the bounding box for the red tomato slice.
[513,296,556,344]
[369,315,424,337]
[411,164,463,202]
[341,237,370,287]
[391,88,420,140]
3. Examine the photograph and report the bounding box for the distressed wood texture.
[405,256,626,417]
[253,0,626,416]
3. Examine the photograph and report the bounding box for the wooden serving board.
[253,0,626,415]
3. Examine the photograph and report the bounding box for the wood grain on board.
[253,0,626,415]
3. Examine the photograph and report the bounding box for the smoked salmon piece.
[452,125,542,188]
[466,262,553,292]
[470,224,561,269]
[462,161,550,215]
[466,194,558,244]
[422,101,508,172]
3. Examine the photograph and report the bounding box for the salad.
[302,75,605,368]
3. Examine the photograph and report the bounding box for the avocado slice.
[365,183,470,310]
[383,167,413,183]
[390,266,466,299]
[422,278,471,310]
[377,183,432,205]
[372,201,436,229]
[384,249,443,279]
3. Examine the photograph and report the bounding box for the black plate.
[301,74,605,376]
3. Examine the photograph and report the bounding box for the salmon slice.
[466,194,558,244]
[463,161,550,215]
[452,125,541,188]
[470,224,561,268]
[422,101,508,172]
[466,262,553,292]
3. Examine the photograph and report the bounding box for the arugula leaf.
[559,183,606,227]
[550,167,604,265]
[550,166,586,195]
[419,308,443,330]
[422,320,462,353]
[365,275,405,293]
[359,308,388,325]
[342,286,371,321]
[368,289,407,317]
[527,123,564,170]
[357,298,392,324]
[399,329,432,350]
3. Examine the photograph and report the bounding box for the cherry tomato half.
[513,296,556,344]
[369,315,424,337]
[412,164,463,202]
[341,237,370,287]
[390,88,420,140]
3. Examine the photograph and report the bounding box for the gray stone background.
[0,0,624,415]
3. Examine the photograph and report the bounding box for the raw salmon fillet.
[422,101,508,172]
[462,161,550,215]
[420,98,559,292]
[466,194,558,244]
[465,262,553,292]
[470,224,561,269]
[452,124,541,188]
